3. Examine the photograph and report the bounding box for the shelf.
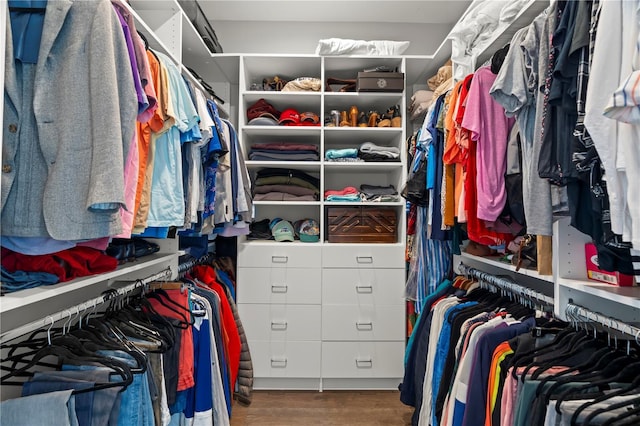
[124,2,180,66]
[242,126,321,137]
[323,162,401,172]
[459,252,554,283]
[0,253,177,314]
[557,278,640,309]
[245,161,321,172]
[253,201,322,206]
[474,0,549,68]
[324,201,404,207]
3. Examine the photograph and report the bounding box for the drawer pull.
[355,285,373,293]
[355,358,373,368]
[271,321,288,330]
[356,256,373,264]
[356,321,373,331]
[271,284,289,293]
[271,256,289,264]
[271,357,288,368]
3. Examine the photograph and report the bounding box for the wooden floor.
[231,390,413,426]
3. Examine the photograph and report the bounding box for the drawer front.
[249,340,321,378]
[322,305,405,341]
[321,341,405,378]
[237,244,321,268]
[237,267,321,304]
[322,245,404,268]
[322,268,405,306]
[238,304,321,341]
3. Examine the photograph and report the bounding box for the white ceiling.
[199,0,471,25]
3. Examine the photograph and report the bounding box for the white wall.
[211,20,452,55]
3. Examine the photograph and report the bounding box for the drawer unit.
[321,304,404,341]
[321,341,405,378]
[321,268,405,305]
[238,304,321,341]
[237,267,321,304]
[237,244,321,268]
[322,244,404,269]
[250,340,322,378]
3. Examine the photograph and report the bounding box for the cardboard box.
[356,72,404,93]
[584,243,635,286]
[326,207,397,243]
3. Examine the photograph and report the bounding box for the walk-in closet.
[2,1,640,425]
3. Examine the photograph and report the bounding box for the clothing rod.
[178,253,214,274]
[457,261,555,307]
[0,267,172,344]
[565,302,640,341]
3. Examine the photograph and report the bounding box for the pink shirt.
[461,66,515,222]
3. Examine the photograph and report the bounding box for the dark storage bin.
[178,0,223,53]
[356,72,404,93]
[327,207,397,243]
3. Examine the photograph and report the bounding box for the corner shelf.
[458,252,554,283]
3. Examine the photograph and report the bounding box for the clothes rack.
[178,252,214,274]
[565,301,640,342]
[457,261,555,309]
[0,267,172,344]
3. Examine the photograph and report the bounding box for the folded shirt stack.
[324,186,360,202]
[249,143,319,161]
[358,142,401,162]
[253,168,320,201]
[359,184,399,202]
[325,148,362,162]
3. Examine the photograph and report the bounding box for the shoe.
[391,105,402,127]
[324,116,335,127]
[367,111,379,127]
[339,110,350,127]
[357,111,368,127]
[349,105,358,127]
[377,117,391,127]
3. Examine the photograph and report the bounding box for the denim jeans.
[32,369,120,426]
[22,376,94,426]
[0,389,79,426]
[97,350,155,426]
[0,265,59,293]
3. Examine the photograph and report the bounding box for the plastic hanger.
[575,379,640,425]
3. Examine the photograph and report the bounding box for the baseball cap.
[271,220,295,242]
[247,98,281,121]
[248,116,279,126]
[279,108,300,126]
[298,112,320,126]
[294,219,320,242]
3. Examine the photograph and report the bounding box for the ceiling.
[199,0,471,25]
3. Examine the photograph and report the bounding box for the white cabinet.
[234,54,409,389]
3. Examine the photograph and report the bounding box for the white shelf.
[253,201,321,206]
[323,162,402,172]
[557,278,640,309]
[0,253,177,314]
[459,252,554,283]
[324,201,404,207]
[242,126,321,137]
[245,161,321,171]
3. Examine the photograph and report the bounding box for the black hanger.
[137,30,150,50]
[571,372,640,425]
[146,289,194,325]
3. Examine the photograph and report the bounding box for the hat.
[271,220,295,242]
[298,112,320,126]
[279,108,300,126]
[248,116,279,126]
[247,98,281,121]
[294,219,320,242]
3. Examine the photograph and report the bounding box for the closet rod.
[178,252,214,274]
[458,261,555,307]
[565,302,640,341]
[0,267,172,344]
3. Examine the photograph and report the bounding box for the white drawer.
[238,304,321,341]
[322,305,405,341]
[237,244,321,268]
[249,340,321,378]
[237,267,321,304]
[322,268,405,306]
[321,341,405,378]
[322,244,404,268]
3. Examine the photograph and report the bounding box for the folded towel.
[358,142,400,158]
[325,148,358,159]
[324,186,359,198]
[326,194,361,202]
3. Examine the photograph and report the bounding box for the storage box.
[356,72,404,93]
[585,243,635,286]
[326,207,397,243]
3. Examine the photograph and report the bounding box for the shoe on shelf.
[390,105,402,127]
[368,111,379,127]
[339,110,350,127]
[357,111,368,127]
[349,105,358,127]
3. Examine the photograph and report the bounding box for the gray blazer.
[2,0,137,240]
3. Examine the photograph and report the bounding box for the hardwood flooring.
[231,390,413,426]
